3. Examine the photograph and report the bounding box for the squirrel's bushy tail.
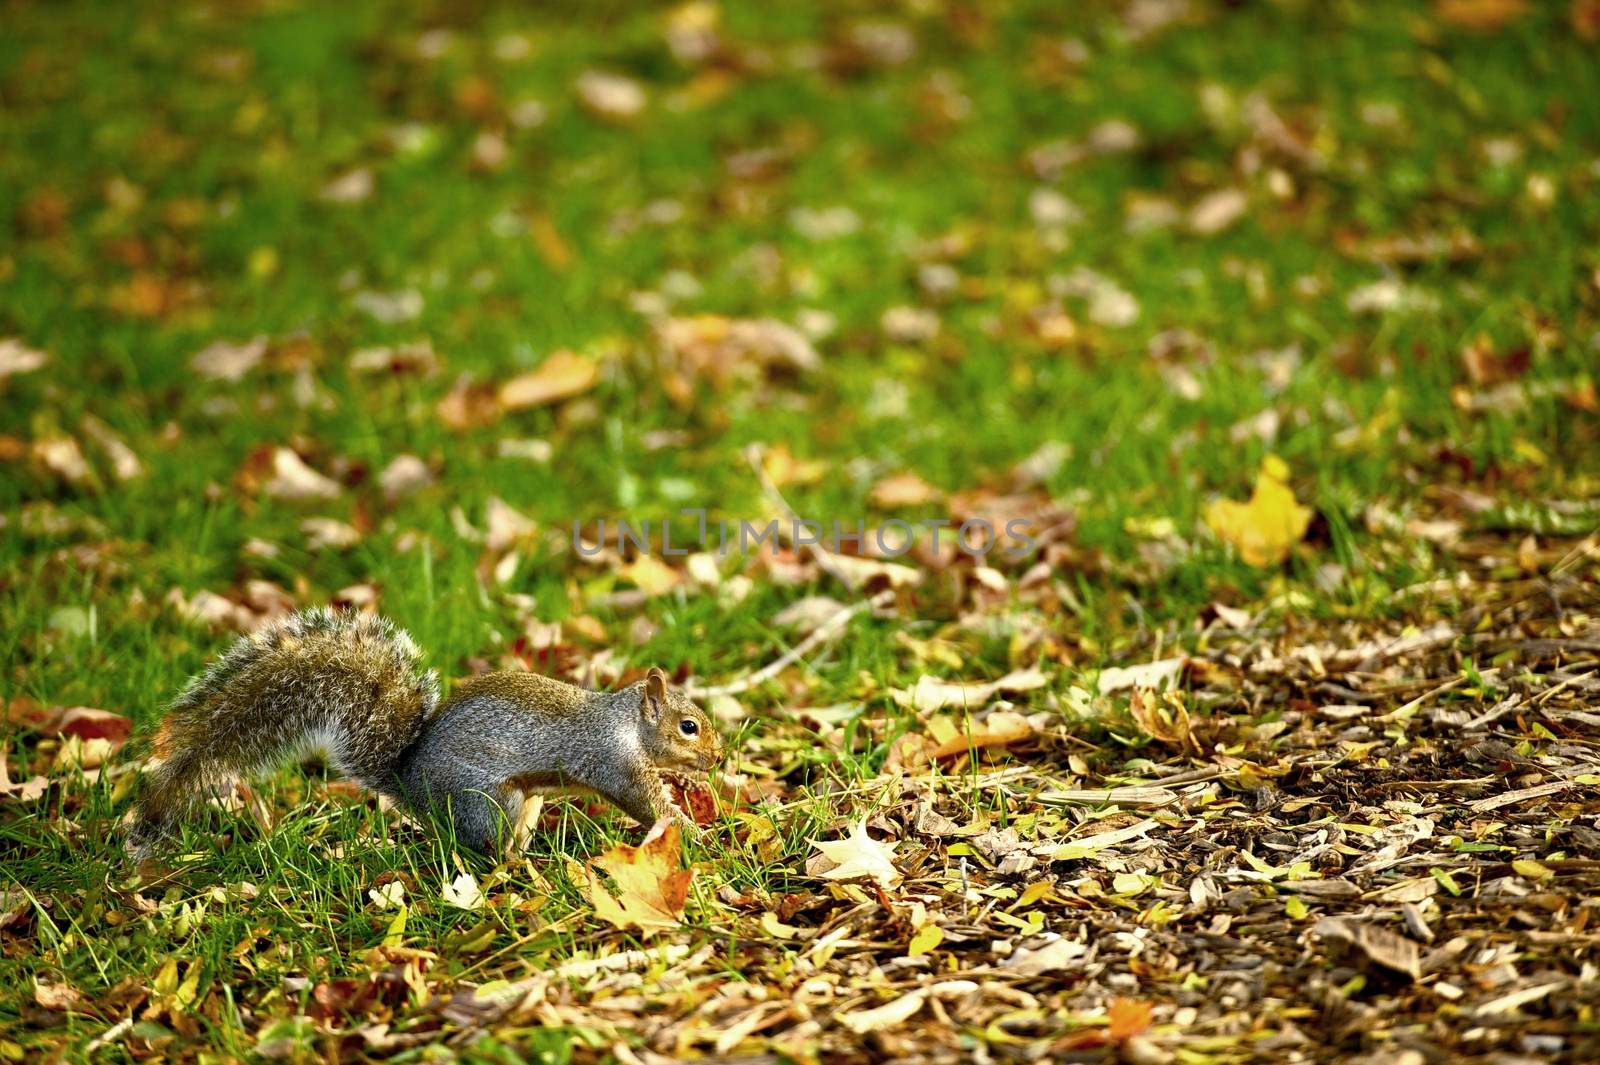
[128,608,439,857]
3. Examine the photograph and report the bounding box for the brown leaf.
[436,375,501,430]
[1436,0,1529,30]
[891,667,1048,712]
[1460,334,1530,386]
[0,745,50,802]
[484,496,538,552]
[1314,917,1421,980]
[33,978,87,1012]
[657,316,820,389]
[1127,688,1199,753]
[498,351,599,410]
[579,818,693,934]
[1576,0,1600,39]
[56,707,133,747]
[870,472,940,508]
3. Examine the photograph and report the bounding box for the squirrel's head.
[636,667,723,771]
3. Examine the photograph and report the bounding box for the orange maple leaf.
[578,818,693,935]
[1108,998,1153,1042]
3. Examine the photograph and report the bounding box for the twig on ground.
[743,442,855,589]
[686,590,894,699]
[684,443,900,700]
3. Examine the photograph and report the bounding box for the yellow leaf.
[579,818,693,935]
[383,904,408,948]
[1015,880,1053,909]
[498,350,599,410]
[761,443,825,487]
[153,959,179,996]
[907,924,943,957]
[174,965,201,1011]
[1204,455,1312,566]
[1511,859,1553,882]
[760,911,803,940]
[618,554,680,596]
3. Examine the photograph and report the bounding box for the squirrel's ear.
[641,667,668,724]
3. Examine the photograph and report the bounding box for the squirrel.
[127,607,724,857]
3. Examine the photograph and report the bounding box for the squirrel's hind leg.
[433,785,519,854]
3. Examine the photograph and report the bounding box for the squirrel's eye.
[679,719,699,737]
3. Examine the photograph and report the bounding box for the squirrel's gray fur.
[128,607,721,856]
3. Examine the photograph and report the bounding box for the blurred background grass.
[1,0,1598,710]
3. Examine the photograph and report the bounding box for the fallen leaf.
[1127,688,1198,753]
[772,595,849,632]
[33,978,86,1012]
[56,707,133,747]
[436,375,500,430]
[498,351,598,410]
[1204,454,1312,566]
[379,454,433,500]
[0,338,48,379]
[1002,935,1086,976]
[301,517,361,552]
[760,442,826,487]
[1313,917,1421,980]
[881,305,940,343]
[352,288,423,323]
[191,337,268,381]
[262,448,342,501]
[442,872,485,910]
[907,924,944,956]
[349,340,440,376]
[808,819,900,887]
[579,818,693,934]
[837,989,926,1033]
[80,416,143,481]
[575,70,647,120]
[829,552,922,591]
[1108,998,1154,1041]
[1188,188,1248,235]
[33,434,94,486]
[891,667,1048,712]
[1436,0,1529,30]
[0,745,50,802]
[657,316,820,388]
[320,168,374,204]
[870,472,940,508]
[617,554,680,597]
[484,496,538,552]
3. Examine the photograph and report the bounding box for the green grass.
[2,0,1598,1059]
